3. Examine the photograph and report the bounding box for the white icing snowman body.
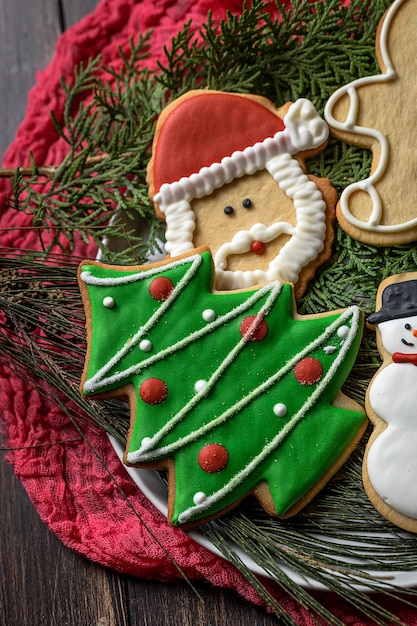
[367,314,417,518]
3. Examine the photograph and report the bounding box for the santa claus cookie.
[147,90,336,298]
[79,247,367,527]
[364,273,417,532]
[325,0,417,245]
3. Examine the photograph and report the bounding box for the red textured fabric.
[1,1,417,624]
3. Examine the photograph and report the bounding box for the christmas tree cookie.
[79,248,366,526]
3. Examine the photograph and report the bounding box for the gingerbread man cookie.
[365,273,417,532]
[147,90,336,298]
[325,0,417,245]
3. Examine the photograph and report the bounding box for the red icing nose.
[251,240,265,255]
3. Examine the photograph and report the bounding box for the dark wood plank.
[0,450,130,626]
[127,579,280,626]
[0,0,62,158]
[60,0,101,29]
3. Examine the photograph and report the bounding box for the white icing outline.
[324,0,412,234]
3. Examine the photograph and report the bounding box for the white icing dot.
[193,491,207,505]
[141,437,153,450]
[139,339,153,352]
[323,345,337,354]
[337,325,350,339]
[103,296,115,308]
[273,403,288,417]
[195,380,207,394]
[202,308,216,322]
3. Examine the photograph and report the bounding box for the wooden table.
[0,2,282,624]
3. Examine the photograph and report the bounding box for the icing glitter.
[198,444,229,473]
[294,357,323,386]
[273,403,288,417]
[103,296,115,308]
[202,309,216,322]
[139,339,153,352]
[139,378,168,404]
[324,346,337,354]
[149,276,174,301]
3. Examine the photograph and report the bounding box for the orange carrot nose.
[413,330,417,337]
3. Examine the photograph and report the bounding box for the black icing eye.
[242,198,252,209]
[405,323,412,330]
[224,205,234,215]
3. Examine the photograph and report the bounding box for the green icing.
[79,249,366,526]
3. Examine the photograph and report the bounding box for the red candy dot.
[139,378,168,404]
[149,277,174,301]
[198,444,229,473]
[251,240,265,255]
[294,357,323,386]
[240,315,268,341]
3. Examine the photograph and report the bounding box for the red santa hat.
[148,90,328,213]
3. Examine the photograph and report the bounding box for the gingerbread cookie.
[78,248,366,527]
[147,90,336,298]
[364,273,417,532]
[325,0,417,245]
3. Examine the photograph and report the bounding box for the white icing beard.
[163,152,326,290]
[213,221,296,288]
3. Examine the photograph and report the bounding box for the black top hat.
[368,279,417,325]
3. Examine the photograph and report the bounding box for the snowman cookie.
[325,0,417,245]
[148,90,337,298]
[365,273,417,531]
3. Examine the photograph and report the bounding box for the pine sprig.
[9,35,166,262]
[4,0,391,262]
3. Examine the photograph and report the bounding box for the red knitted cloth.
[0,1,416,623]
